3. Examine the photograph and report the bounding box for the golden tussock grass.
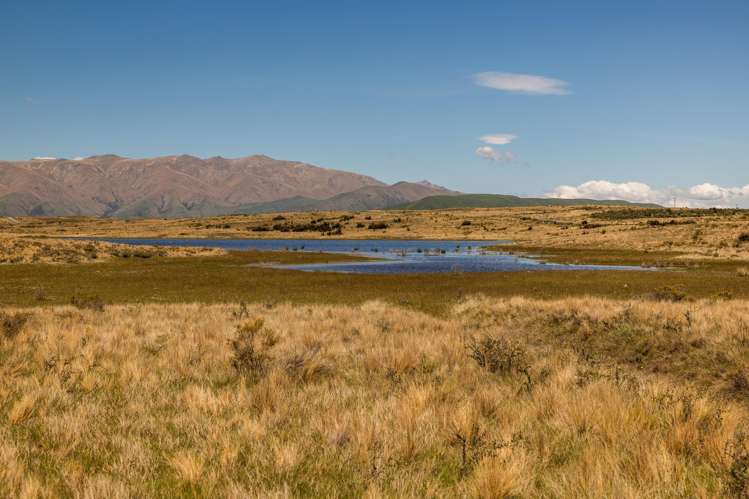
[0,236,224,265]
[2,297,749,497]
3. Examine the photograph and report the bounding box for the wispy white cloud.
[474,72,569,95]
[547,180,749,207]
[475,146,514,163]
[479,133,517,145]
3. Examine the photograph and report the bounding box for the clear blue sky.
[2,0,748,201]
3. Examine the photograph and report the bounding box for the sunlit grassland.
[2,298,749,497]
[2,206,749,496]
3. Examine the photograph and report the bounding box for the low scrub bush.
[648,286,688,302]
[230,318,276,381]
[727,431,749,497]
[467,334,530,377]
[272,220,342,234]
[593,207,747,220]
[70,294,105,312]
[0,312,30,339]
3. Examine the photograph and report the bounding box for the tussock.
[0,236,224,265]
[1,298,748,496]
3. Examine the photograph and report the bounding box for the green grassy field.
[495,244,749,270]
[2,249,748,314]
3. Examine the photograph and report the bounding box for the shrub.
[272,215,286,221]
[324,226,343,236]
[272,221,342,234]
[231,318,276,381]
[368,222,389,230]
[728,371,749,399]
[467,335,530,377]
[726,431,749,497]
[0,312,30,339]
[738,233,749,245]
[461,220,472,226]
[647,219,674,227]
[70,295,105,312]
[593,207,747,220]
[649,286,687,302]
[33,286,48,302]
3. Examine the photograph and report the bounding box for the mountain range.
[0,155,456,217]
[0,154,660,217]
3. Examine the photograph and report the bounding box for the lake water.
[102,238,651,274]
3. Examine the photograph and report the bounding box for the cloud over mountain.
[548,180,749,208]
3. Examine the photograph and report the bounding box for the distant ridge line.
[391,194,661,210]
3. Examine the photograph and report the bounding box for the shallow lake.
[101,238,652,274]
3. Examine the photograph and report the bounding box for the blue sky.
[2,1,748,205]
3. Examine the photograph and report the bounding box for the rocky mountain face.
[0,155,455,217]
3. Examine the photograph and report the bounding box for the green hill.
[392,194,661,210]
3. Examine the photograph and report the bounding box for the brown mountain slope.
[0,155,393,217]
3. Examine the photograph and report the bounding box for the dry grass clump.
[0,311,30,339]
[1,298,749,496]
[0,236,224,264]
[738,267,749,277]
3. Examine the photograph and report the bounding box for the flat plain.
[2,206,749,497]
